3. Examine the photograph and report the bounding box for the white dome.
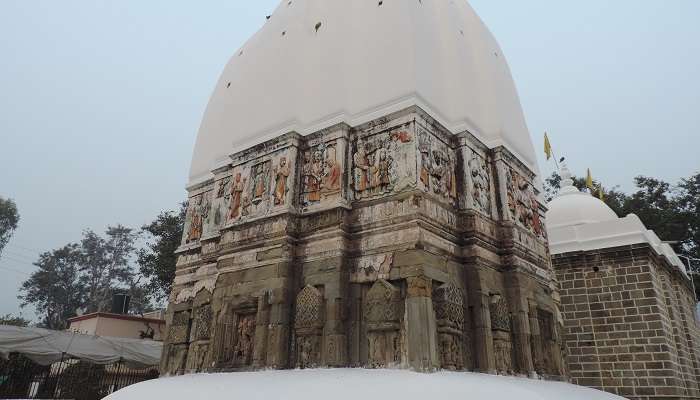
[545,166,618,229]
[106,369,625,400]
[189,0,538,185]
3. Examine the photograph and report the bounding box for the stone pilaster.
[405,276,440,371]
[472,291,495,373]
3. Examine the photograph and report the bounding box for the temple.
[161,0,563,378]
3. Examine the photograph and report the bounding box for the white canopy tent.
[0,326,162,367]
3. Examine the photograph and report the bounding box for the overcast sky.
[1,1,698,320]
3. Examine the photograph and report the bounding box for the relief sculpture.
[364,280,403,367]
[301,142,341,207]
[468,151,491,215]
[273,157,290,206]
[506,168,544,237]
[433,284,466,370]
[184,193,210,244]
[418,129,457,201]
[352,129,413,200]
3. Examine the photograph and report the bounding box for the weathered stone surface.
[161,108,562,378]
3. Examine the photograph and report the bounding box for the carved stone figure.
[490,294,513,374]
[322,146,341,193]
[301,151,321,204]
[186,195,207,243]
[353,141,371,196]
[469,152,491,215]
[233,313,256,366]
[418,131,432,187]
[273,157,290,206]
[506,168,543,237]
[252,161,271,204]
[229,172,246,220]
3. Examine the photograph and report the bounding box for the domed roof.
[189,0,537,185]
[545,164,618,229]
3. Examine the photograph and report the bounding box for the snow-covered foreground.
[106,369,627,400]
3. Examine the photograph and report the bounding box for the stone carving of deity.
[229,172,246,221]
[252,162,270,204]
[321,146,341,193]
[186,195,208,243]
[353,142,371,196]
[273,157,290,206]
[469,152,491,214]
[302,151,321,204]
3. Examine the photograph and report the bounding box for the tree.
[19,244,85,330]
[0,314,30,327]
[137,204,186,304]
[79,226,139,313]
[0,197,20,258]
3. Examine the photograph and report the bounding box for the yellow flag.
[586,169,593,189]
[544,132,552,160]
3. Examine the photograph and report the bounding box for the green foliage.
[19,244,85,329]
[79,225,139,313]
[0,197,20,258]
[0,313,30,327]
[137,203,186,304]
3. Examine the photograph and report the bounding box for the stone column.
[252,293,270,368]
[405,276,440,371]
[472,291,495,373]
[512,309,534,375]
[323,297,347,366]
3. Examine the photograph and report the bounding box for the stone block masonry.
[554,244,700,400]
[161,106,565,380]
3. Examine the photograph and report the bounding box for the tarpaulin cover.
[0,326,162,367]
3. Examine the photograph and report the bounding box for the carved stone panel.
[183,192,211,245]
[300,141,342,208]
[295,285,324,331]
[352,127,414,200]
[169,311,191,345]
[294,285,324,368]
[204,176,231,237]
[433,284,465,370]
[489,295,510,332]
[467,151,491,215]
[364,280,403,367]
[418,128,457,202]
[193,306,213,341]
[505,167,544,238]
[215,309,257,368]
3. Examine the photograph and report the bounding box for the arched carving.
[364,280,403,367]
[433,283,466,370]
[294,285,324,368]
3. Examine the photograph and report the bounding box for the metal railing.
[0,353,158,400]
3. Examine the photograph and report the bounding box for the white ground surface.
[106,369,627,400]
